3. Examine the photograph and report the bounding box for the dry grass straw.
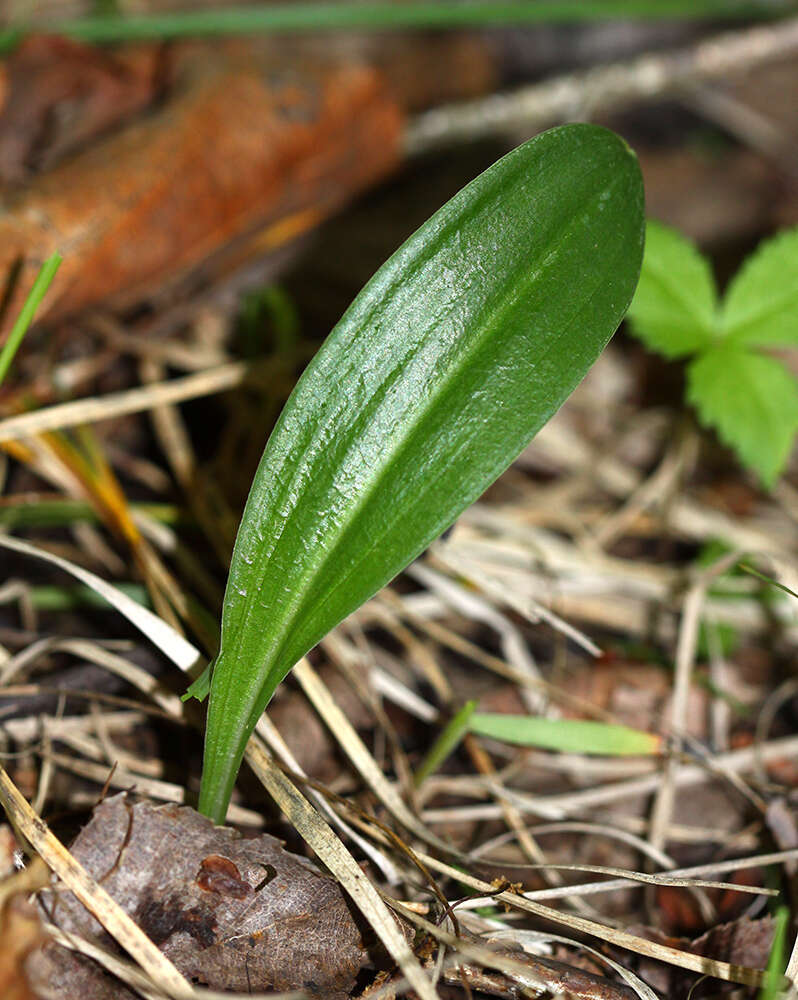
[419,734,798,825]
[405,15,798,154]
[407,848,782,990]
[243,737,439,1000]
[0,363,247,444]
[8,528,796,996]
[5,500,798,995]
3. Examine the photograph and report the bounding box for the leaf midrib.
[304,179,634,659]
[218,160,508,648]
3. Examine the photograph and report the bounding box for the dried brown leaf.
[0,36,163,184]
[34,794,380,998]
[690,916,775,970]
[624,916,775,998]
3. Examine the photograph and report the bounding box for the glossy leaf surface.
[198,123,645,821]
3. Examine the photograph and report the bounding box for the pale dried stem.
[0,363,248,444]
[422,733,798,824]
[406,16,798,154]
[243,737,439,1000]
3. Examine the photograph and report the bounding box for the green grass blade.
[0,254,62,387]
[0,498,180,529]
[26,582,150,611]
[198,123,644,822]
[739,563,798,601]
[758,906,790,1000]
[0,0,789,47]
[415,701,476,786]
[469,714,661,755]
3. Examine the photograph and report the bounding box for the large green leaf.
[626,219,718,359]
[198,123,645,822]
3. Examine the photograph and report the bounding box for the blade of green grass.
[0,0,790,48]
[0,499,182,529]
[758,906,789,1000]
[414,700,476,786]
[469,714,662,756]
[0,254,62,387]
[26,583,150,611]
[739,563,798,601]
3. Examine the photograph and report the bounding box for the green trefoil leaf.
[687,345,798,489]
[721,226,798,348]
[626,219,717,359]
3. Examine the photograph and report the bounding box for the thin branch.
[406,15,798,154]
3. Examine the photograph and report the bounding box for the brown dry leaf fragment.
[0,895,49,1000]
[623,917,774,998]
[0,36,164,184]
[34,793,378,998]
[689,916,775,970]
[0,47,403,339]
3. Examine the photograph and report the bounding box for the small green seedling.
[192,123,645,823]
[626,221,798,488]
